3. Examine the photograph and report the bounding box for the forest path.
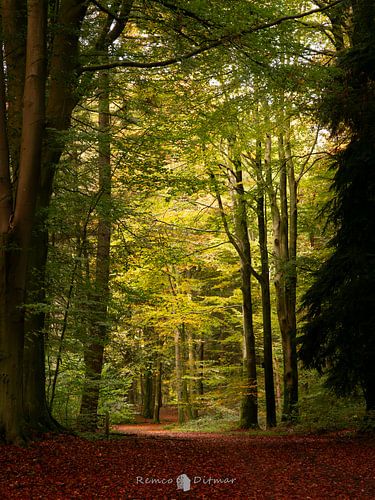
[113,405,180,435]
[0,430,374,498]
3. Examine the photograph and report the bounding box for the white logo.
[176,473,191,492]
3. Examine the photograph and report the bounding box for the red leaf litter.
[0,430,374,499]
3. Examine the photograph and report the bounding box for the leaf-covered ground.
[0,430,374,499]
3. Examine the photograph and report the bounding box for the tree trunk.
[77,2,134,430]
[230,162,258,429]
[0,0,46,443]
[1,0,26,184]
[187,327,198,419]
[127,379,137,405]
[79,66,111,431]
[363,374,375,424]
[266,128,298,422]
[174,326,185,424]
[23,223,60,430]
[153,360,162,423]
[197,340,204,396]
[211,155,258,428]
[21,0,88,433]
[255,140,276,428]
[273,356,282,413]
[23,311,51,430]
[181,324,193,421]
[142,365,154,419]
[284,127,299,420]
[239,260,258,429]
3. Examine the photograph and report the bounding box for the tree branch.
[106,0,134,46]
[81,0,344,73]
[297,126,321,183]
[80,40,222,72]
[151,0,216,29]
[91,0,122,22]
[209,172,244,259]
[247,0,344,36]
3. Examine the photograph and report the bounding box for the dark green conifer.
[300,1,375,421]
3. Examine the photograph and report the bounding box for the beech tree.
[210,154,259,429]
[0,0,46,444]
[1,0,214,443]
[265,117,299,422]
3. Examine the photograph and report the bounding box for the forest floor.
[0,410,374,499]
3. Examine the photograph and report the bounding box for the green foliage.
[300,2,375,412]
[294,371,364,433]
[49,358,84,428]
[41,0,356,433]
[98,366,135,424]
[167,407,239,433]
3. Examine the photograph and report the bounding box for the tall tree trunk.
[21,0,88,432]
[142,364,154,419]
[0,0,46,443]
[75,3,134,429]
[174,326,185,424]
[79,66,111,431]
[273,356,282,413]
[23,215,61,430]
[197,339,204,396]
[1,0,26,184]
[127,379,137,405]
[210,158,258,429]
[230,161,258,429]
[180,323,193,421]
[153,359,162,423]
[266,126,298,422]
[284,124,299,420]
[255,140,276,428]
[239,258,258,429]
[23,284,51,429]
[23,0,132,433]
[187,328,198,418]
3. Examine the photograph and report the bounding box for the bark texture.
[0,0,47,443]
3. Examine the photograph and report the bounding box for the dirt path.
[113,406,179,436]
[0,429,374,498]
